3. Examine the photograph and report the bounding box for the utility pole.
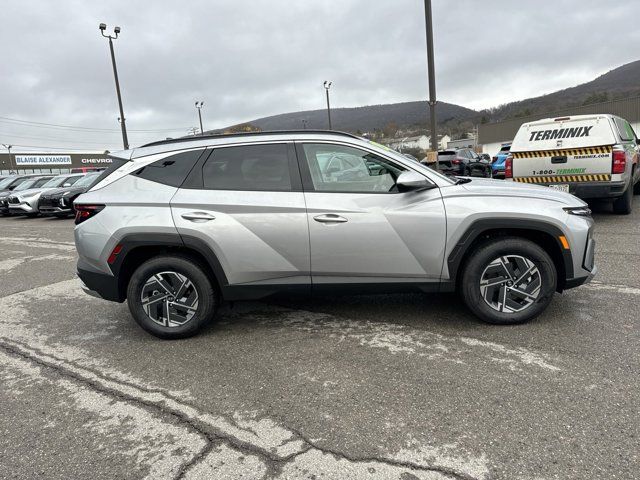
[423,0,438,162]
[2,144,13,172]
[99,23,129,150]
[195,101,204,134]
[323,81,333,129]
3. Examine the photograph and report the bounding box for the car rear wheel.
[460,237,557,325]
[126,255,218,339]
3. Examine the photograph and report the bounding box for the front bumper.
[9,201,36,213]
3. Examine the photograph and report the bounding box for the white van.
[506,114,640,213]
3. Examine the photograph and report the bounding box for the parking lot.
[0,204,637,479]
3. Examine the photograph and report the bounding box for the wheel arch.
[448,219,573,292]
[109,233,228,302]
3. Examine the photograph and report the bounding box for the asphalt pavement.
[0,203,637,479]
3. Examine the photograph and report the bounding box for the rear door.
[511,116,617,185]
[296,142,446,287]
[171,143,311,287]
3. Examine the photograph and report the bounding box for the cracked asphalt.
[0,201,638,480]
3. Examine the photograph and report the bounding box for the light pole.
[423,0,438,160]
[323,81,332,130]
[99,23,129,150]
[195,101,204,134]
[1,144,13,173]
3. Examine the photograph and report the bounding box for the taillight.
[75,204,104,225]
[452,159,462,165]
[612,150,626,174]
[505,155,513,178]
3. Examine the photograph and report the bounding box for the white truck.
[506,114,640,214]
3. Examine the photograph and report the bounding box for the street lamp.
[423,0,438,160]
[195,101,205,134]
[99,23,129,150]
[323,81,333,130]
[1,144,13,173]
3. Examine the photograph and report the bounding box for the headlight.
[563,206,592,217]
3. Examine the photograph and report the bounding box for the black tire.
[463,166,471,176]
[460,237,557,325]
[126,255,218,339]
[612,180,633,215]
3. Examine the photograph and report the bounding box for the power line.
[0,116,191,133]
[0,131,132,146]
[0,143,114,151]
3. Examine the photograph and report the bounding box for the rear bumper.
[570,181,626,199]
[77,268,123,302]
[512,180,627,199]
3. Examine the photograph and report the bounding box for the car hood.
[11,187,57,197]
[456,178,586,206]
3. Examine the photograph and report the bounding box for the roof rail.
[139,129,361,148]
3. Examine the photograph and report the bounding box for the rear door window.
[202,144,292,191]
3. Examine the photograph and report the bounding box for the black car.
[38,172,101,217]
[436,148,492,177]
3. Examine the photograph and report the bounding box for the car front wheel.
[460,237,557,325]
[126,255,218,339]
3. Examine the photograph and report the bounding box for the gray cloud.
[0,0,638,151]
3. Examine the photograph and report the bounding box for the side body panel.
[304,189,447,284]
[75,175,179,275]
[171,189,310,286]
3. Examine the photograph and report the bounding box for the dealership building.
[0,152,113,176]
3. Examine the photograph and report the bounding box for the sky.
[0,0,638,152]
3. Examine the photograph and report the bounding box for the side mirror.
[396,170,435,192]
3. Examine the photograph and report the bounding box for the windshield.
[0,177,17,189]
[14,179,37,191]
[41,176,70,188]
[73,173,101,188]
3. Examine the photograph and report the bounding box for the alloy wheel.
[140,271,199,327]
[479,255,541,313]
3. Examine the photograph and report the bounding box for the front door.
[296,142,446,287]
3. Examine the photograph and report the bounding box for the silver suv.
[74,131,596,339]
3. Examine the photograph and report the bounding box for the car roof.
[113,130,365,161]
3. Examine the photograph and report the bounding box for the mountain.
[214,59,640,135]
[484,60,640,120]
[216,101,479,134]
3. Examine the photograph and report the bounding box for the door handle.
[551,156,567,164]
[181,212,215,222]
[314,214,348,223]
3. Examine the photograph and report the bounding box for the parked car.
[74,130,596,339]
[436,148,492,177]
[0,175,54,215]
[0,174,45,215]
[7,173,84,216]
[39,171,102,217]
[491,144,511,178]
[507,114,640,214]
